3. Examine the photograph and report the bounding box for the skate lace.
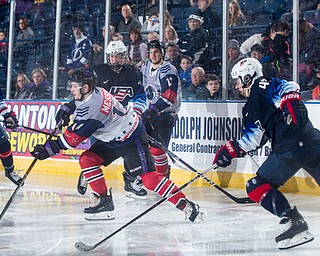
[131,177,144,191]
[8,171,22,181]
[281,219,293,235]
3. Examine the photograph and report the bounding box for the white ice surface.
[0,175,319,256]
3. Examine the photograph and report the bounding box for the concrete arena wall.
[7,100,320,196]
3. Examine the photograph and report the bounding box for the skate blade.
[125,191,147,200]
[278,230,314,250]
[84,211,115,221]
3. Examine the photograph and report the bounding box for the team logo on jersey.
[109,86,134,102]
[145,84,159,103]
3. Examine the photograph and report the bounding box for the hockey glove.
[55,100,76,130]
[213,140,246,168]
[142,105,159,124]
[280,92,308,127]
[3,111,18,130]
[31,140,61,160]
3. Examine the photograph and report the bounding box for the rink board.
[5,100,320,196]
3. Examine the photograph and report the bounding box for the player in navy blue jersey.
[213,58,320,249]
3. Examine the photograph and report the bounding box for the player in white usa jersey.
[140,40,182,179]
[31,69,206,222]
[57,41,148,199]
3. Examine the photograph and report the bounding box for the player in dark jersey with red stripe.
[213,58,320,249]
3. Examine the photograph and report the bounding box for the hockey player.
[0,97,22,185]
[213,58,320,249]
[31,69,206,222]
[57,40,148,199]
[140,40,182,178]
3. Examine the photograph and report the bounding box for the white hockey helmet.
[106,40,127,55]
[106,40,127,72]
[231,58,263,88]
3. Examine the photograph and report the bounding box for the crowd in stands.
[1,0,320,100]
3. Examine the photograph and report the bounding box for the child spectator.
[205,74,222,100]
[142,13,160,32]
[179,55,193,87]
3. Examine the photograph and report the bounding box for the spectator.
[14,17,34,73]
[240,21,279,55]
[228,0,247,36]
[142,12,160,32]
[194,0,221,33]
[309,68,320,100]
[261,21,291,79]
[190,0,198,6]
[112,33,124,41]
[250,43,278,80]
[92,25,115,65]
[127,28,148,68]
[164,25,179,45]
[182,66,207,100]
[66,24,93,76]
[14,73,31,99]
[227,39,245,99]
[117,3,142,45]
[179,55,194,88]
[28,68,52,100]
[299,18,320,83]
[204,74,222,100]
[15,17,34,47]
[165,42,182,71]
[147,31,159,43]
[298,19,320,88]
[303,3,320,24]
[164,10,174,27]
[227,39,245,75]
[0,30,8,53]
[180,14,210,66]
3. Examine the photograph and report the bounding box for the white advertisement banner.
[169,101,320,177]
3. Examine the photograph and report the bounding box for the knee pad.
[246,176,272,203]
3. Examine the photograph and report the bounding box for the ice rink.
[0,172,319,256]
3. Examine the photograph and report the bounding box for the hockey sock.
[140,171,185,205]
[0,140,14,170]
[150,147,169,176]
[79,151,107,195]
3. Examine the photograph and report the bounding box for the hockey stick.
[75,164,216,252]
[148,135,254,204]
[0,121,62,221]
[20,125,59,138]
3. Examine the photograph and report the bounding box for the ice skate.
[84,188,115,221]
[276,206,314,249]
[5,168,23,186]
[77,172,87,195]
[123,172,147,199]
[177,199,206,223]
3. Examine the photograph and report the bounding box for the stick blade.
[75,241,95,251]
